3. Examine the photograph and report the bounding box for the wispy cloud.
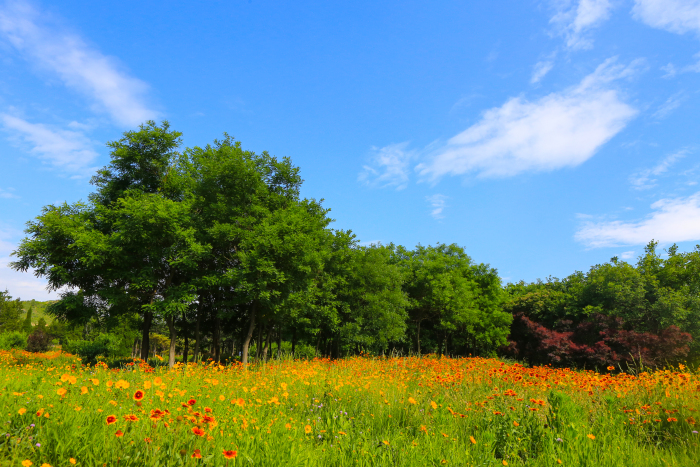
[0,224,59,300]
[629,149,687,190]
[551,0,614,50]
[358,142,414,190]
[531,58,555,84]
[0,0,157,126]
[426,194,448,219]
[0,187,18,199]
[632,0,700,35]
[619,250,635,260]
[0,113,98,173]
[653,91,688,118]
[416,58,641,180]
[575,192,700,247]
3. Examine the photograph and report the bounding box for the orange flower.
[57,388,67,397]
[192,427,205,437]
[587,434,595,440]
[144,437,152,443]
[191,449,202,459]
[69,459,76,465]
[304,425,312,434]
[124,414,138,422]
[133,390,144,401]
[115,430,124,437]
[408,397,416,404]
[607,366,615,371]
[223,450,237,459]
[470,436,476,444]
[513,421,519,427]
[21,461,32,467]
[430,401,438,410]
[204,407,212,413]
[667,417,678,422]
[502,461,508,466]
[106,415,117,425]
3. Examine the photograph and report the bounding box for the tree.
[394,244,510,355]
[0,291,23,333]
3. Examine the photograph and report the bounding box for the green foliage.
[0,331,28,350]
[0,291,23,333]
[504,241,700,361]
[65,333,126,365]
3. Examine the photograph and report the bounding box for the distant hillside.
[20,300,56,325]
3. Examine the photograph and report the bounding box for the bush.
[26,328,51,352]
[64,333,124,365]
[503,313,693,369]
[0,331,28,350]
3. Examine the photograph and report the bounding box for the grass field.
[0,350,697,466]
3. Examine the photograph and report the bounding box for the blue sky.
[1,0,700,300]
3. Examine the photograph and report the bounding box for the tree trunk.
[241,301,257,366]
[291,327,297,356]
[262,325,272,361]
[193,303,201,363]
[416,320,421,356]
[166,315,177,369]
[276,329,282,359]
[213,315,221,363]
[183,333,189,367]
[140,311,153,360]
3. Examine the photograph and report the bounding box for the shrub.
[0,331,28,350]
[503,313,693,369]
[26,328,51,352]
[64,333,123,365]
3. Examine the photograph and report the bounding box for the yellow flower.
[56,388,67,396]
[470,436,476,444]
[304,425,312,434]
[80,386,88,395]
[18,408,26,415]
[41,464,52,467]
[154,377,163,386]
[219,395,225,401]
[69,459,76,465]
[144,381,152,389]
[408,397,416,404]
[557,460,562,465]
[430,401,438,410]
[21,461,32,467]
[382,440,390,446]
[502,461,508,466]
[587,434,595,440]
[91,379,99,386]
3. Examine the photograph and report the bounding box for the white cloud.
[629,149,687,190]
[653,91,688,118]
[575,192,700,247]
[417,58,641,180]
[620,250,635,260]
[551,0,614,49]
[358,142,413,190]
[531,59,555,84]
[426,194,448,219]
[1,114,98,173]
[0,225,58,300]
[0,187,18,198]
[632,0,700,35]
[0,0,157,126]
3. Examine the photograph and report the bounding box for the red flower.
[188,399,196,406]
[133,390,145,401]
[106,415,117,425]
[192,427,205,437]
[192,449,202,459]
[223,450,237,459]
[115,430,124,437]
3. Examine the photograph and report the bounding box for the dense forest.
[3,122,699,369]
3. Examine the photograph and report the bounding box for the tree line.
[5,122,699,369]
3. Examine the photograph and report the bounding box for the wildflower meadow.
[0,351,697,466]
